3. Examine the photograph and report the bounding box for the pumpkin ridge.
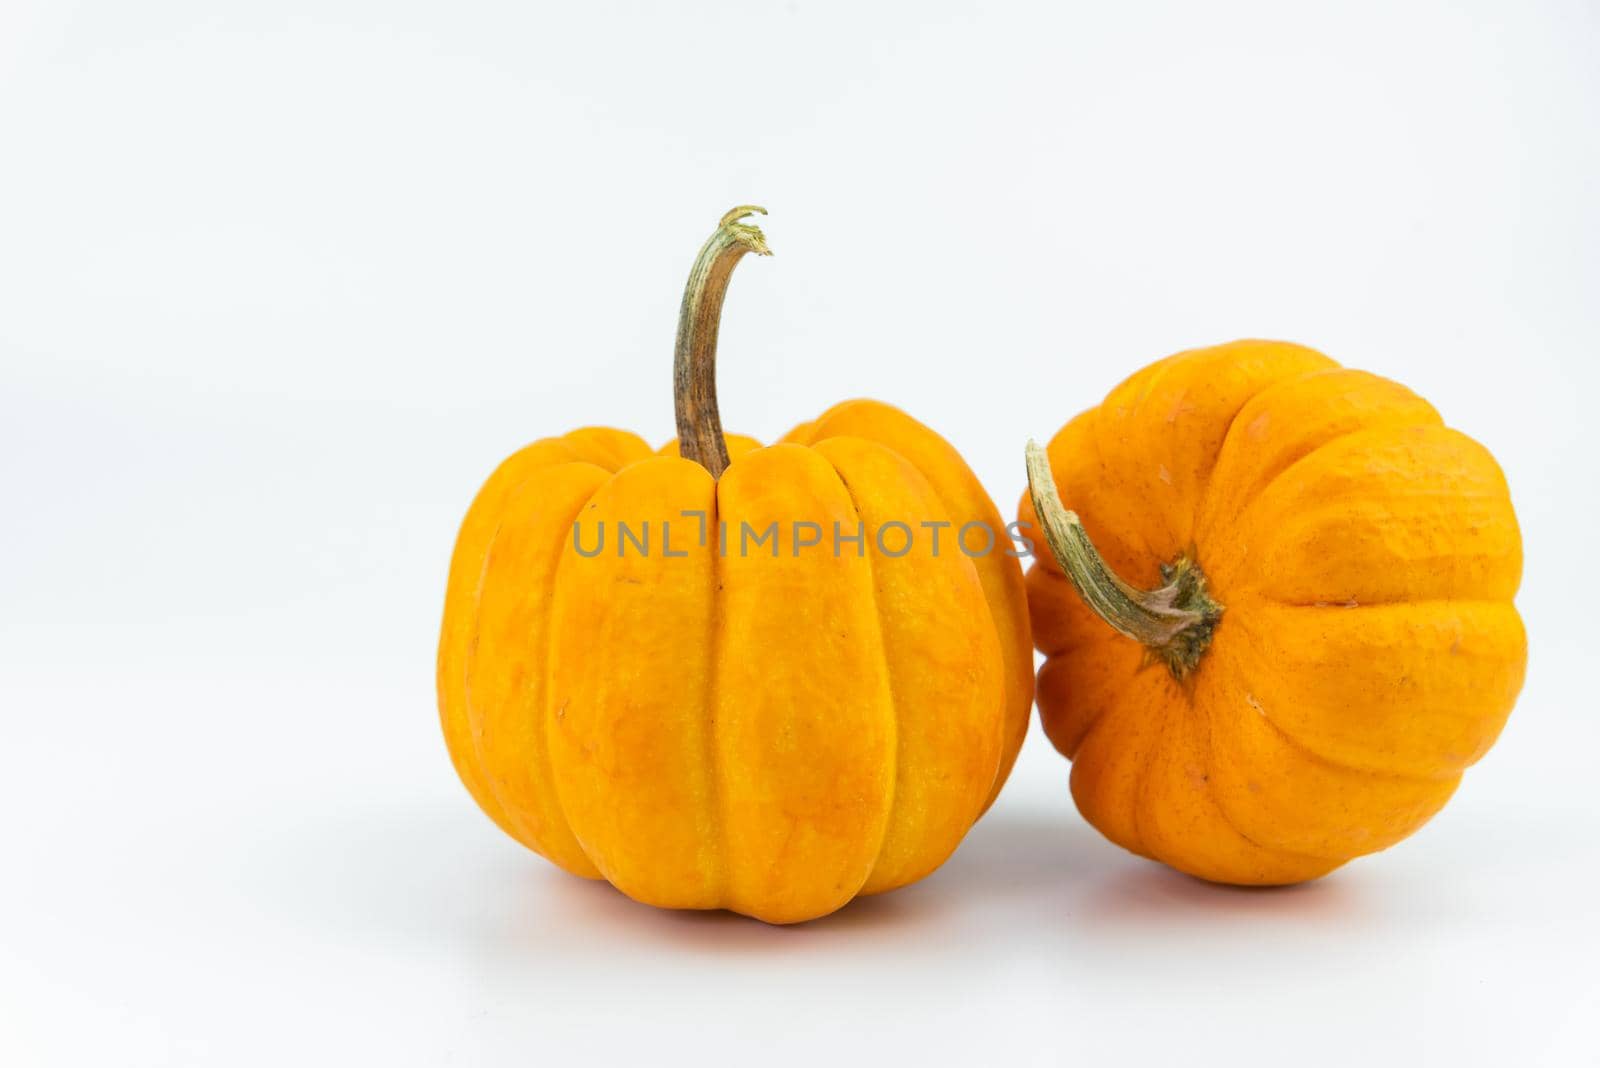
[1133,680,1348,879]
[440,437,587,838]
[542,457,728,903]
[1186,366,1318,522]
[1068,669,1160,860]
[1218,424,1522,605]
[537,472,614,881]
[708,444,897,920]
[1196,660,1456,868]
[504,468,615,874]
[1128,680,1183,861]
[523,472,611,870]
[1196,715,1348,872]
[1202,367,1442,515]
[561,427,653,471]
[1209,600,1523,779]
[465,517,528,835]
[459,518,514,831]
[1086,388,1166,567]
[1207,658,1461,788]
[1206,696,1462,864]
[807,447,903,896]
[458,458,611,856]
[1050,654,1125,762]
[1168,359,1348,563]
[459,461,618,876]
[1095,344,1282,559]
[1206,402,1447,545]
[793,403,1032,812]
[1035,639,1129,757]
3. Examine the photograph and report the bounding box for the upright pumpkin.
[1019,340,1525,885]
[439,208,1032,923]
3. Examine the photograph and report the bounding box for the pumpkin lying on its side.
[1019,340,1525,885]
[439,208,1032,924]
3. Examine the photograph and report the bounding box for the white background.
[3,2,1597,1065]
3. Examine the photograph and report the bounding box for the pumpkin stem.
[673,205,772,478]
[1025,440,1223,680]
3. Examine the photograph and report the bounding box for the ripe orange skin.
[439,401,1032,923]
[1019,340,1526,884]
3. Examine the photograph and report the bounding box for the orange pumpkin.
[1019,340,1525,885]
[438,208,1032,923]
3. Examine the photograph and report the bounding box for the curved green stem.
[1025,440,1223,679]
[673,206,772,478]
